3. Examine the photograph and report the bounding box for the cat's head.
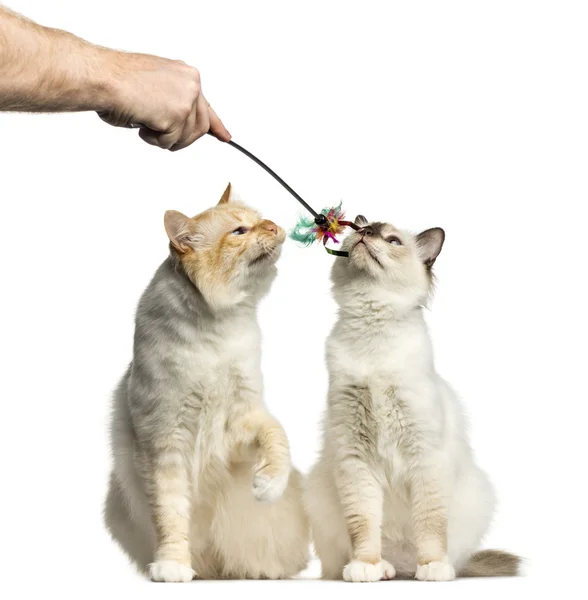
[331,214,445,311]
[164,183,286,310]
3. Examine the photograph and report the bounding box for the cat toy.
[129,125,359,255]
[223,139,360,257]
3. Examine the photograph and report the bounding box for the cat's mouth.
[250,246,279,265]
[354,239,383,268]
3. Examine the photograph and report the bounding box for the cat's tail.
[459,550,521,577]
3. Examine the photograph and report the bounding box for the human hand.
[97,51,230,151]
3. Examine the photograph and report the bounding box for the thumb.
[207,103,231,142]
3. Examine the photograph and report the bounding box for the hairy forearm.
[0,6,112,112]
[0,5,231,148]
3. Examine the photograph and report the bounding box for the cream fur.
[104,187,309,581]
[304,219,516,581]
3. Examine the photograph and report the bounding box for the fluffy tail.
[459,550,521,577]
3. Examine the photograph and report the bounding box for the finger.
[138,126,163,147]
[170,94,210,151]
[138,120,184,150]
[152,120,185,150]
[194,93,211,139]
[207,104,231,142]
[138,125,183,149]
[169,101,198,152]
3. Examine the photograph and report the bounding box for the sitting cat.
[304,216,519,581]
[104,184,309,582]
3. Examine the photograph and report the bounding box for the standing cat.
[104,184,309,582]
[304,216,519,581]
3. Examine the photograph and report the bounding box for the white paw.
[343,559,395,582]
[252,467,290,502]
[415,560,456,581]
[149,560,195,583]
[381,560,396,580]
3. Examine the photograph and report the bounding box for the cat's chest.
[187,364,258,482]
[178,328,261,465]
[180,325,260,387]
[329,314,433,382]
[370,386,418,479]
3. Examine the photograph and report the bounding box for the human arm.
[0,6,230,150]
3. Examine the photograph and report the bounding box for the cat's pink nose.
[260,220,278,235]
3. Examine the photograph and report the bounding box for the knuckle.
[186,79,200,100]
[177,103,192,122]
[156,118,173,131]
[166,105,191,127]
[189,67,201,85]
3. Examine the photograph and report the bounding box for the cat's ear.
[355,214,368,226]
[164,210,197,253]
[217,182,232,205]
[415,228,445,267]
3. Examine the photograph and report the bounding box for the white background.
[1,1,586,598]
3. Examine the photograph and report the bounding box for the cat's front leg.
[252,413,291,502]
[331,383,395,582]
[410,464,456,581]
[138,445,195,583]
[234,409,291,502]
[336,455,396,582]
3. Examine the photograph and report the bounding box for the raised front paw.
[149,560,195,583]
[342,559,396,582]
[252,465,290,503]
[415,560,456,581]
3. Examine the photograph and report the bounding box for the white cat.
[304,215,519,581]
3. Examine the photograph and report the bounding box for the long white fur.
[304,220,498,581]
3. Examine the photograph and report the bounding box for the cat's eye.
[387,236,402,245]
[232,227,248,235]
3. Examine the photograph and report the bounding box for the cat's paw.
[252,466,290,503]
[381,560,396,580]
[415,560,456,582]
[149,560,195,583]
[342,559,395,582]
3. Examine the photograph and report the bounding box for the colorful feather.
[289,202,351,248]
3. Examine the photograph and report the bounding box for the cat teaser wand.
[223,139,359,257]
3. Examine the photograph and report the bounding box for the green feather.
[289,203,346,246]
[289,214,318,246]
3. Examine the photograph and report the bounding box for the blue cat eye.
[232,227,248,235]
[388,236,402,245]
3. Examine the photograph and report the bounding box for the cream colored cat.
[104,184,309,582]
[304,216,519,581]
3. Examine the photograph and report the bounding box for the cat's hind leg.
[304,462,351,579]
[446,466,496,574]
[206,464,310,579]
[103,471,155,574]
